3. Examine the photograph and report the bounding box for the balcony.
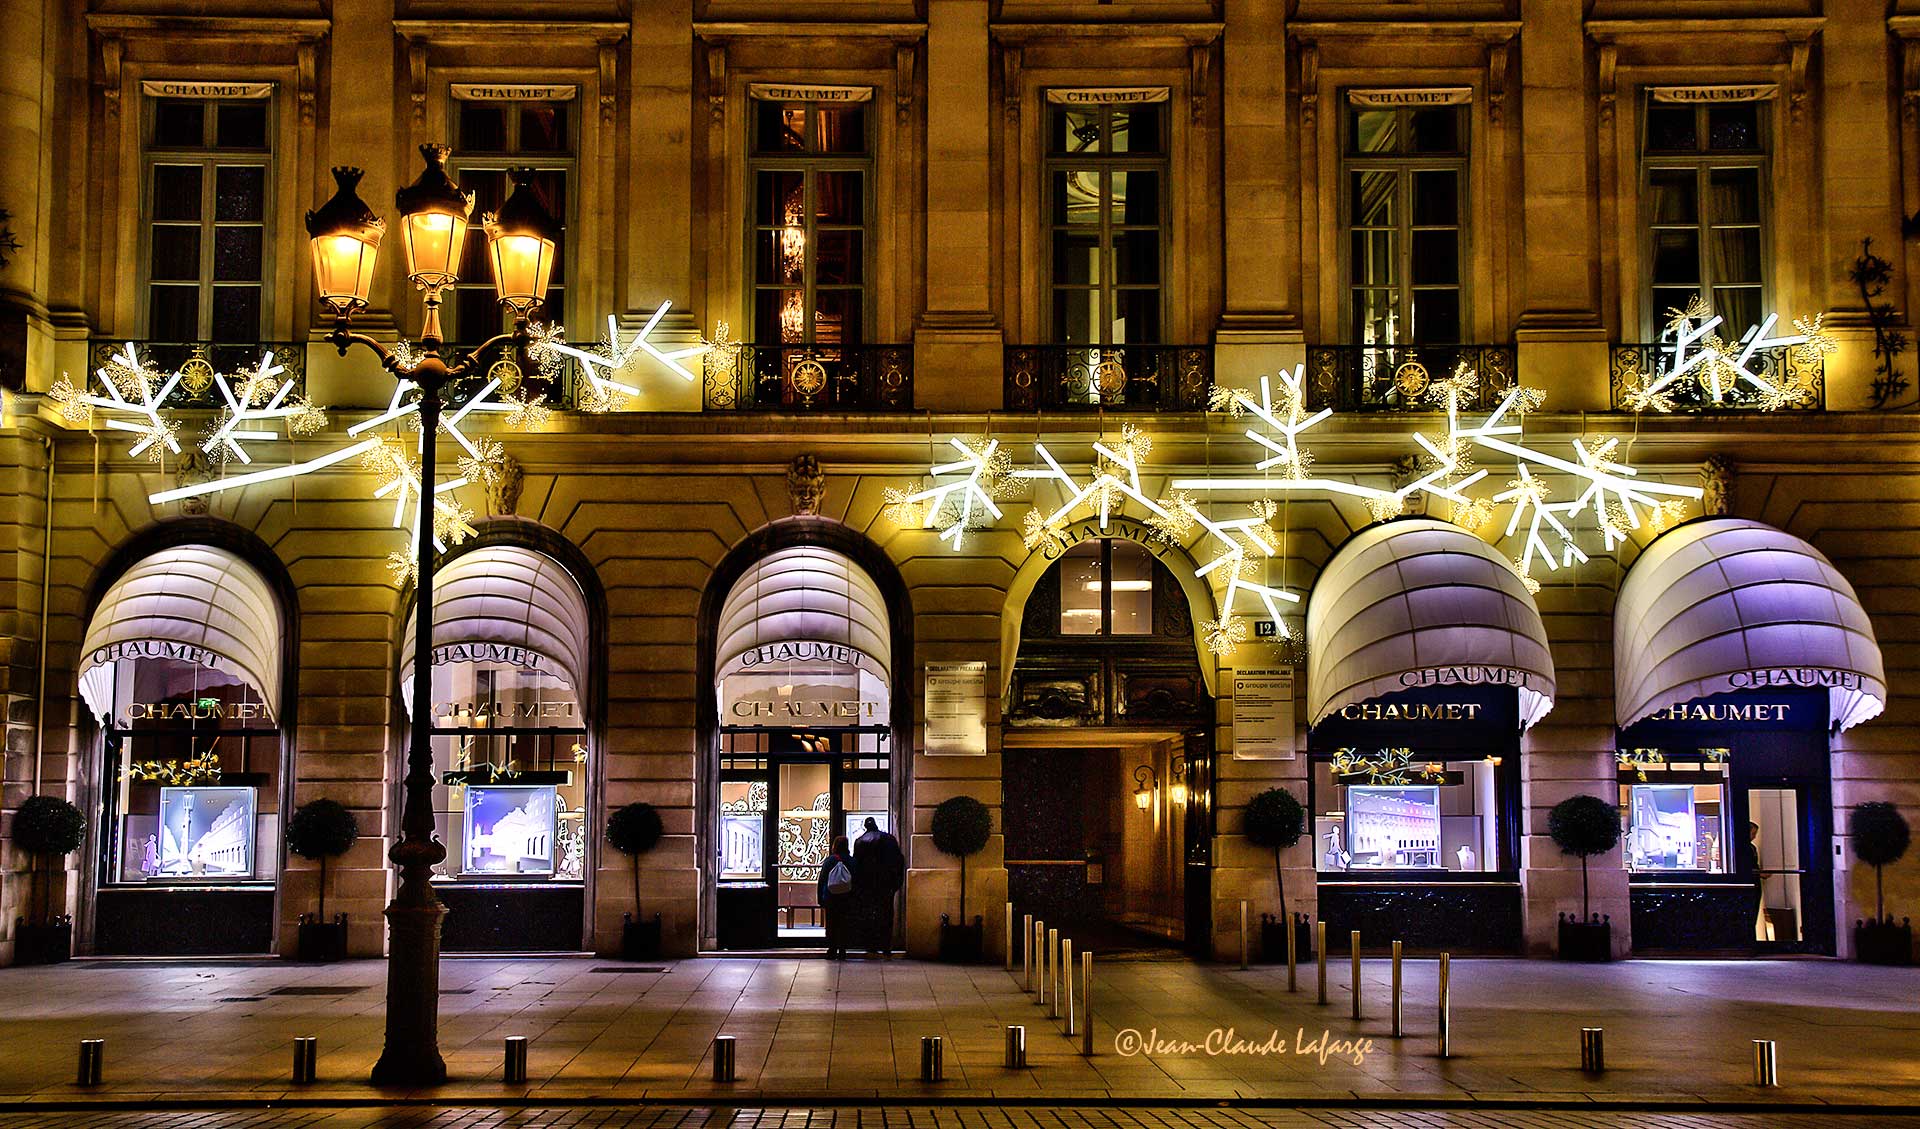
[702,344,912,412]
[1609,341,1824,413]
[1301,343,1516,412]
[84,340,308,407]
[1004,345,1213,412]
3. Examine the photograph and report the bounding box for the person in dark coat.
[816,835,854,959]
[851,816,904,956]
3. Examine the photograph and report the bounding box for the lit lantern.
[1132,764,1158,811]
[483,167,559,316]
[305,166,384,313]
[394,144,473,289]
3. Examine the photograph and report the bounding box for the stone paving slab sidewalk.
[0,955,1914,1109]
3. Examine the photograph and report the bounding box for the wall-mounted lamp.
[1133,764,1158,811]
[1168,754,1188,806]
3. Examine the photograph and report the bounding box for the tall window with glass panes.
[1642,97,1768,334]
[748,98,870,351]
[1342,102,1467,349]
[1046,101,1166,346]
[449,98,573,345]
[143,97,270,342]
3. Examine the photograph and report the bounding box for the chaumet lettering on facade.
[432,642,545,671]
[1338,701,1484,722]
[123,700,271,722]
[434,701,576,721]
[737,641,861,668]
[92,639,221,668]
[1647,701,1793,723]
[729,699,882,720]
[1396,666,1531,689]
[1040,520,1176,561]
[1725,667,1863,691]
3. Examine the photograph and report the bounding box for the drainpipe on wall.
[32,434,52,795]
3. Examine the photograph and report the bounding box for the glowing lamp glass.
[402,209,468,289]
[1134,786,1152,811]
[1169,782,1187,806]
[310,232,379,312]
[486,228,555,315]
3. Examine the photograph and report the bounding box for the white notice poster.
[925,661,988,755]
[1232,666,1296,760]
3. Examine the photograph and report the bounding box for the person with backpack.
[817,835,855,959]
[852,816,905,956]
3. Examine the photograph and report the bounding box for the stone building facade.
[1,0,1917,964]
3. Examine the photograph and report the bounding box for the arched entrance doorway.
[1000,520,1217,956]
[698,520,911,952]
[78,525,296,955]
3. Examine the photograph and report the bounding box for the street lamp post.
[305,145,558,1086]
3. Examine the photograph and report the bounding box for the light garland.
[1329,748,1447,786]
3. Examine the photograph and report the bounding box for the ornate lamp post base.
[370,892,449,1085]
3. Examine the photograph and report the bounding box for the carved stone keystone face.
[787,454,825,516]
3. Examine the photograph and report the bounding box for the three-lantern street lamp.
[305,144,559,1085]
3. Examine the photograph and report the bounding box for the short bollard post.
[76,1040,104,1087]
[1023,913,1035,990]
[1437,953,1452,1059]
[1390,941,1403,1038]
[1080,951,1094,1057]
[1005,902,1015,971]
[1316,921,1328,1005]
[1580,1028,1605,1073]
[1036,919,1048,1005]
[1286,914,1299,992]
[1063,938,1076,1034]
[1753,1040,1778,1087]
[1239,901,1249,970]
[921,1035,945,1082]
[1350,930,1362,1021]
[292,1037,318,1084]
[1048,927,1061,1019]
[712,1035,737,1083]
[1005,1025,1027,1068]
[503,1035,529,1084]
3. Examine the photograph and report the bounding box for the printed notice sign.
[925,661,988,755]
[1232,666,1295,760]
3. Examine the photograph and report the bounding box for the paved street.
[0,955,1915,1109]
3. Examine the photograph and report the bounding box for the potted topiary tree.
[932,795,992,963]
[285,798,360,962]
[607,802,665,960]
[11,795,84,965]
[1244,787,1310,963]
[1850,801,1912,965]
[1549,794,1621,961]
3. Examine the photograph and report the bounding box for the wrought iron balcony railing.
[1301,343,1515,412]
[1004,345,1213,411]
[702,344,912,411]
[1609,341,1824,412]
[84,340,308,407]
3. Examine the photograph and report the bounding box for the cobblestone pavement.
[0,1108,1917,1129]
[0,955,1916,1107]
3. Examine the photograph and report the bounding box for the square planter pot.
[13,918,72,965]
[1260,914,1315,963]
[1557,914,1613,962]
[622,913,663,961]
[938,915,983,963]
[295,914,348,962]
[1854,918,1913,965]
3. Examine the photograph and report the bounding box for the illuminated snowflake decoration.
[540,301,712,409]
[888,437,1018,549]
[1634,303,1826,410]
[70,343,188,462]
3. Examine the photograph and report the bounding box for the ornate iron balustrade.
[1609,342,1824,412]
[702,344,912,411]
[85,340,308,407]
[1004,345,1212,411]
[1302,343,1515,412]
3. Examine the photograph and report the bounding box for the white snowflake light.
[892,437,1014,549]
[1636,305,1826,410]
[540,301,712,404]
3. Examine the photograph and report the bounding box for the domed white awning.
[400,544,592,715]
[1615,518,1885,732]
[79,545,283,721]
[715,545,892,682]
[1307,518,1556,729]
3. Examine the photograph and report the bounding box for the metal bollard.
[1239,901,1249,970]
[1437,953,1451,1059]
[292,1037,318,1084]
[1023,913,1035,991]
[712,1035,736,1083]
[1005,1025,1027,1068]
[1063,938,1076,1034]
[1316,921,1328,1005]
[1753,1040,1778,1087]
[504,1035,528,1084]
[1286,914,1299,992]
[1080,950,1094,1057]
[1036,919,1048,1005]
[1580,1027,1605,1073]
[1350,930,1362,1021]
[76,1040,104,1087]
[1048,928,1061,1019]
[921,1035,944,1082]
[1005,902,1015,971]
[1390,941,1403,1038]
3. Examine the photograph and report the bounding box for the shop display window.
[1618,755,1730,874]
[1312,757,1501,872]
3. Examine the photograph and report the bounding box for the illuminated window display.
[1311,759,1503,873]
[462,785,557,876]
[1619,763,1730,874]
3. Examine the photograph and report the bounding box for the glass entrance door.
[1746,784,1833,953]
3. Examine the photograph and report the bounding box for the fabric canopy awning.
[1306,518,1556,728]
[715,545,892,682]
[1615,518,1885,731]
[80,545,282,721]
[400,544,592,715]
